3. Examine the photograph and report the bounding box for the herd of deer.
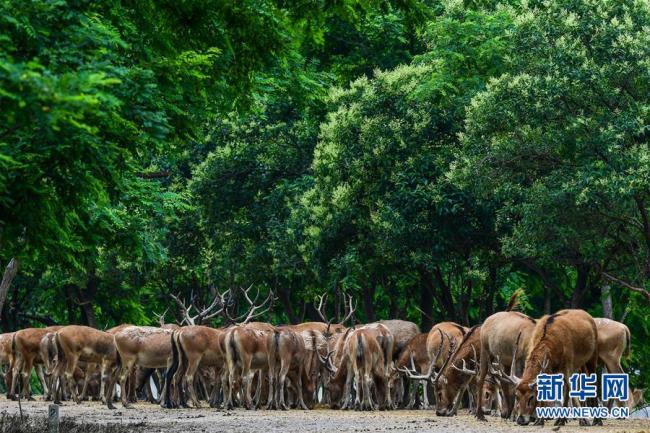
[0,288,644,426]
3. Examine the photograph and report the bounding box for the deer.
[10,326,62,400]
[397,329,454,409]
[374,319,419,407]
[434,325,482,416]
[393,333,432,408]
[473,310,537,421]
[266,326,315,410]
[162,289,231,408]
[39,331,59,401]
[437,289,526,417]
[593,318,632,408]
[217,286,275,409]
[0,332,14,398]
[323,323,394,410]
[512,310,599,426]
[50,325,118,407]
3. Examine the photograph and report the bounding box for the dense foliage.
[1,0,648,393]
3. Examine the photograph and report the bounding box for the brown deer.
[434,325,482,416]
[0,332,14,398]
[114,325,191,408]
[324,323,394,410]
[594,318,629,374]
[266,326,314,410]
[474,310,537,421]
[10,326,62,399]
[437,289,526,417]
[397,329,453,409]
[51,325,118,407]
[513,310,599,426]
[375,319,419,407]
[394,333,432,408]
[594,318,632,409]
[163,289,230,408]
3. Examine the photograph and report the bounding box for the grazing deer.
[163,289,230,408]
[594,318,632,408]
[435,325,482,416]
[39,331,59,400]
[397,329,453,409]
[594,318,629,374]
[394,333,432,408]
[10,326,62,400]
[474,311,537,421]
[438,290,526,417]
[375,319,419,407]
[51,325,118,407]
[113,325,176,408]
[324,323,394,410]
[266,326,314,410]
[0,332,14,398]
[513,310,599,426]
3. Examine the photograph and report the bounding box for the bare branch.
[602,272,650,303]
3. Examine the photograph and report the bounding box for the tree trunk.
[570,263,589,308]
[432,266,456,321]
[362,284,376,323]
[78,272,98,328]
[276,286,299,324]
[601,283,613,319]
[419,281,434,331]
[479,264,497,321]
[0,258,19,322]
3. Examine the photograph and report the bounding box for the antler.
[153,308,168,327]
[315,294,333,325]
[488,331,522,386]
[170,289,230,326]
[451,343,479,376]
[399,329,446,381]
[318,350,338,374]
[314,292,357,330]
[224,285,274,325]
[339,293,357,326]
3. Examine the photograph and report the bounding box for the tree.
[303,5,514,326]
[459,0,650,387]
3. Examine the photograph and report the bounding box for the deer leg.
[102,362,118,410]
[475,351,489,421]
[278,362,291,410]
[9,355,23,399]
[184,358,202,408]
[340,368,353,410]
[35,364,49,400]
[21,357,35,400]
[61,355,79,404]
[118,360,134,409]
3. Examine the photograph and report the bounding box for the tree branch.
[602,272,650,303]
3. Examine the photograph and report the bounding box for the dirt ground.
[1,398,648,433]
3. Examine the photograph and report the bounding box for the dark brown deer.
[513,310,599,426]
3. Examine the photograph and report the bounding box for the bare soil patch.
[0,398,648,433]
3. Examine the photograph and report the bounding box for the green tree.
[460,0,650,387]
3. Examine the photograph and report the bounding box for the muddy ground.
[1,398,648,433]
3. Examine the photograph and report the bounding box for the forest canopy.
[1,0,649,391]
